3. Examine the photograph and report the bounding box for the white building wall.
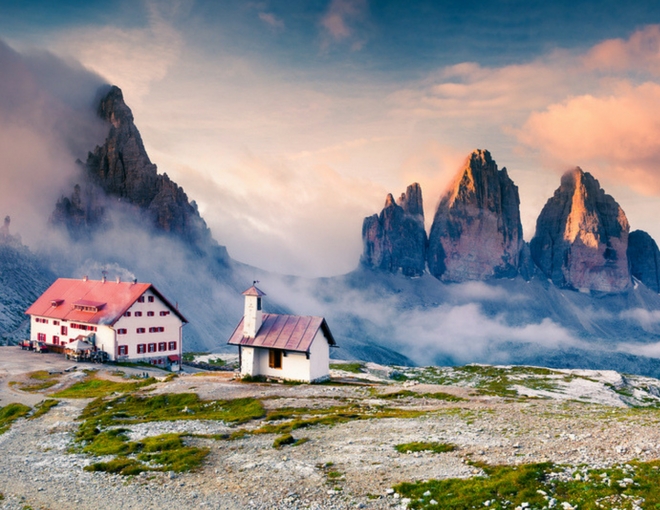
[243,295,262,338]
[29,288,184,366]
[252,347,312,381]
[308,330,331,382]
[240,346,257,376]
[113,289,183,363]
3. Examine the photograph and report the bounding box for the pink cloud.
[517,82,660,195]
[320,0,367,47]
[258,11,284,30]
[584,24,660,75]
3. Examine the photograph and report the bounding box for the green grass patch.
[378,390,465,402]
[74,393,263,474]
[395,460,660,509]
[273,433,296,448]
[51,375,157,398]
[330,362,364,374]
[395,441,457,454]
[11,370,61,392]
[182,351,210,362]
[28,399,59,420]
[0,403,31,434]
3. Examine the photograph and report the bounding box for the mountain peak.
[428,149,523,282]
[51,85,220,255]
[361,184,427,277]
[530,167,630,292]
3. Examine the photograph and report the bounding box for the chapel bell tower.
[242,283,266,338]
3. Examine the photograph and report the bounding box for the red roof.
[25,278,187,325]
[227,313,336,352]
[242,285,266,297]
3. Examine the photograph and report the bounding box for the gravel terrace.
[1,347,660,509]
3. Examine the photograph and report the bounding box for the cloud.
[48,1,184,103]
[517,81,660,195]
[387,57,578,122]
[584,24,660,75]
[320,0,368,49]
[258,11,284,30]
[0,39,107,246]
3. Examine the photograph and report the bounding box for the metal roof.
[242,285,266,297]
[25,278,188,325]
[227,313,337,352]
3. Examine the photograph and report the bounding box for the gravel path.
[2,349,660,509]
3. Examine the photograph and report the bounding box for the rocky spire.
[530,168,630,292]
[628,230,660,293]
[361,183,427,277]
[427,149,523,282]
[51,85,213,250]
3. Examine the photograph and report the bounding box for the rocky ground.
[2,347,660,509]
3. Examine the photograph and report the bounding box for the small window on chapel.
[256,297,262,311]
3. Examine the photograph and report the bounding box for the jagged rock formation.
[427,149,523,282]
[530,168,630,292]
[51,86,215,251]
[361,183,427,277]
[628,230,660,293]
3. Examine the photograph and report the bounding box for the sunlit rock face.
[361,183,427,277]
[628,230,660,293]
[51,85,213,250]
[530,168,630,293]
[427,149,523,282]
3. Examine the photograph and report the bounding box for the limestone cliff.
[51,86,214,251]
[530,168,630,292]
[427,149,523,282]
[628,230,660,293]
[361,183,427,277]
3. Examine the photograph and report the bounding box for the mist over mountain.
[5,73,660,375]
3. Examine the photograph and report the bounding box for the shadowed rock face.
[427,149,523,282]
[51,86,213,250]
[628,230,660,293]
[530,168,630,293]
[361,183,427,277]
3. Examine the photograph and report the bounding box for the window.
[52,335,59,345]
[160,311,170,316]
[138,296,145,303]
[137,344,146,354]
[158,342,166,352]
[117,329,127,335]
[53,320,60,326]
[35,318,49,324]
[37,333,46,342]
[147,311,154,317]
[124,311,131,317]
[257,297,262,311]
[148,343,156,353]
[168,341,177,351]
[268,349,283,369]
[149,327,165,333]
[61,325,68,336]
[118,345,128,356]
[148,296,154,303]
[134,311,142,317]
[137,328,145,334]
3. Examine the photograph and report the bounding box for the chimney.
[116,276,121,283]
[242,282,265,338]
[101,270,107,283]
[82,275,88,282]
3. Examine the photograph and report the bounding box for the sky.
[4,0,660,277]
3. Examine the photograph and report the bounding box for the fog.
[0,40,108,245]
